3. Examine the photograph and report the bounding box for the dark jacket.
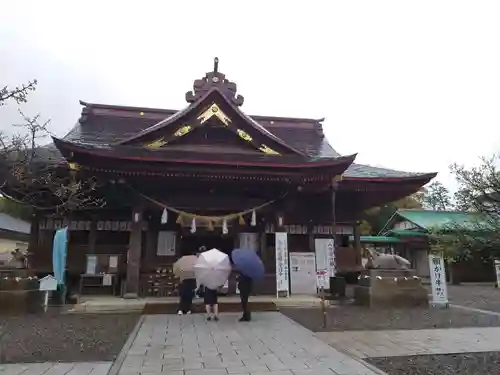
[180,278,197,296]
[237,274,253,295]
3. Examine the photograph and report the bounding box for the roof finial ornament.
[185,57,244,106]
[213,57,219,74]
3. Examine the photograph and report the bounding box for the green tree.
[361,194,423,235]
[422,181,452,211]
[430,155,500,261]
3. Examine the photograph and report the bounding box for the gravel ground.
[447,284,500,313]
[0,313,139,363]
[366,352,500,375]
[279,305,500,332]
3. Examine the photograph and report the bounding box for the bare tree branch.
[0,92,104,213]
[0,80,37,106]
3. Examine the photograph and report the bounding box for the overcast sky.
[1,1,499,191]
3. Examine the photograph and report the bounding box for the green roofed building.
[363,209,493,282]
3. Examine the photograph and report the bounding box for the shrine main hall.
[20,59,435,297]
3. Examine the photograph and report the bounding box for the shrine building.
[20,58,436,297]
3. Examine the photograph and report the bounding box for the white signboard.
[275,232,289,297]
[86,255,97,275]
[109,255,118,269]
[428,253,449,306]
[239,232,259,251]
[39,275,58,291]
[102,274,112,286]
[495,260,500,287]
[314,238,335,289]
[157,231,176,256]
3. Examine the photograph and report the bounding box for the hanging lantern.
[222,218,228,234]
[251,210,256,226]
[161,208,168,224]
[190,217,197,233]
[239,215,245,225]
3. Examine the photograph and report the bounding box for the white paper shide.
[428,253,449,306]
[275,232,289,296]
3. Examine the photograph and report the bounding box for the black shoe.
[206,316,212,321]
[239,316,249,322]
[214,316,219,321]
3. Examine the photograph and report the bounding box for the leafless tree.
[0,81,104,213]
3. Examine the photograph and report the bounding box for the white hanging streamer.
[222,218,228,234]
[161,208,168,224]
[190,218,197,233]
[251,210,256,226]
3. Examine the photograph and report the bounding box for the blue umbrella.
[231,248,265,281]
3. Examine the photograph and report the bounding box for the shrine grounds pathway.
[114,312,387,375]
[282,284,500,374]
[0,362,112,375]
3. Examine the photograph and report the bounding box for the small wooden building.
[378,209,495,283]
[16,59,436,297]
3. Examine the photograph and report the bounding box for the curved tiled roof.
[41,101,435,181]
[0,213,30,234]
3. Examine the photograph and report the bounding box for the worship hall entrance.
[179,234,235,257]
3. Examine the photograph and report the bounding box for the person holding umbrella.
[237,272,253,321]
[203,284,219,321]
[231,248,264,322]
[193,248,231,320]
[177,277,197,315]
[173,251,198,315]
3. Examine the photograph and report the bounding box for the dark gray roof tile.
[0,213,31,234]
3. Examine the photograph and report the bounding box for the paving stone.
[0,363,113,375]
[89,363,113,375]
[263,361,288,371]
[116,313,385,375]
[184,370,228,375]
[227,366,270,373]
[202,362,227,369]
[180,362,205,370]
[43,363,76,375]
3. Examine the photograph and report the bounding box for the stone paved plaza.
[0,362,112,375]
[317,326,500,359]
[118,312,385,375]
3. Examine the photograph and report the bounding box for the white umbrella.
[194,248,232,290]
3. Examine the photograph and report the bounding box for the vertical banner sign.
[326,238,336,278]
[494,260,500,287]
[275,232,289,297]
[428,253,449,306]
[314,238,335,289]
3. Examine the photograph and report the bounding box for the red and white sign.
[316,269,328,289]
